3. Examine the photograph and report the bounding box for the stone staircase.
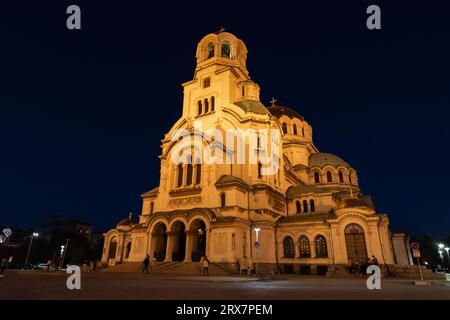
[100,261,233,275]
[101,261,180,273]
[161,262,233,275]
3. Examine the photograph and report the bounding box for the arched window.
[258,162,263,178]
[197,101,202,115]
[339,171,344,183]
[315,235,328,258]
[302,200,308,213]
[177,163,183,187]
[186,160,193,186]
[150,202,154,214]
[309,199,315,213]
[195,161,201,184]
[211,96,215,112]
[314,172,320,184]
[221,42,231,58]
[326,171,333,183]
[302,127,305,137]
[293,124,298,135]
[299,236,311,258]
[220,193,226,207]
[345,224,368,261]
[282,123,288,134]
[296,200,301,214]
[204,98,209,113]
[283,237,295,258]
[207,43,215,59]
[125,242,132,259]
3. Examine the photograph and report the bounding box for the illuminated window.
[296,201,301,214]
[299,236,311,258]
[207,43,214,59]
[315,235,328,258]
[310,199,315,212]
[283,237,295,258]
[220,193,226,207]
[327,171,333,183]
[195,161,201,184]
[177,163,183,187]
[221,43,231,58]
[314,172,320,184]
[197,101,202,115]
[204,98,209,113]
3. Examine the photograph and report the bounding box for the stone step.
[161,262,232,276]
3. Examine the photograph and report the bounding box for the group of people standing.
[348,255,379,277]
[142,254,211,276]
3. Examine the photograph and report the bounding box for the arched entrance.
[108,237,118,266]
[190,219,207,262]
[345,223,368,261]
[125,241,132,259]
[152,222,167,261]
[171,221,186,262]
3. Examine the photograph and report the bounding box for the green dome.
[309,152,351,168]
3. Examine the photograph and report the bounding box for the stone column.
[148,233,157,259]
[165,232,175,262]
[184,230,193,262]
[310,240,316,258]
[205,228,211,257]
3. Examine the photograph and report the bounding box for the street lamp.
[438,250,446,272]
[254,228,261,274]
[59,239,70,269]
[24,232,39,267]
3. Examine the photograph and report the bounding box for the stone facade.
[102,31,404,274]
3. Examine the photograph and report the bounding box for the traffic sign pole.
[417,257,424,281]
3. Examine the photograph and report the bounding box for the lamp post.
[445,247,450,268]
[254,228,260,274]
[24,232,39,267]
[59,239,70,270]
[438,243,446,272]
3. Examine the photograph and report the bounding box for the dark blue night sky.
[1,1,449,236]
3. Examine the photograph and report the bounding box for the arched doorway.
[108,237,118,265]
[345,223,368,261]
[190,219,207,262]
[152,222,167,261]
[125,241,132,259]
[171,221,186,261]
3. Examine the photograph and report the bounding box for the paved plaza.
[1,270,450,300]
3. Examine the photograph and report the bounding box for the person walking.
[200,255,210,276]
[354,259,361,277]
[142,254,151,274]
[0,257,9,277]
[370,255,379,266]
[47,259,53,271]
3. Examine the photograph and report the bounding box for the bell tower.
[181,30,261,120]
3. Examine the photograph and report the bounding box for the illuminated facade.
[102,31,397,275]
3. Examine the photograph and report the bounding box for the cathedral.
[101,30,406,275]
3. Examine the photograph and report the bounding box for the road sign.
[254,241,260,250]
[412,249,421,258]
[410,242,420,250]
